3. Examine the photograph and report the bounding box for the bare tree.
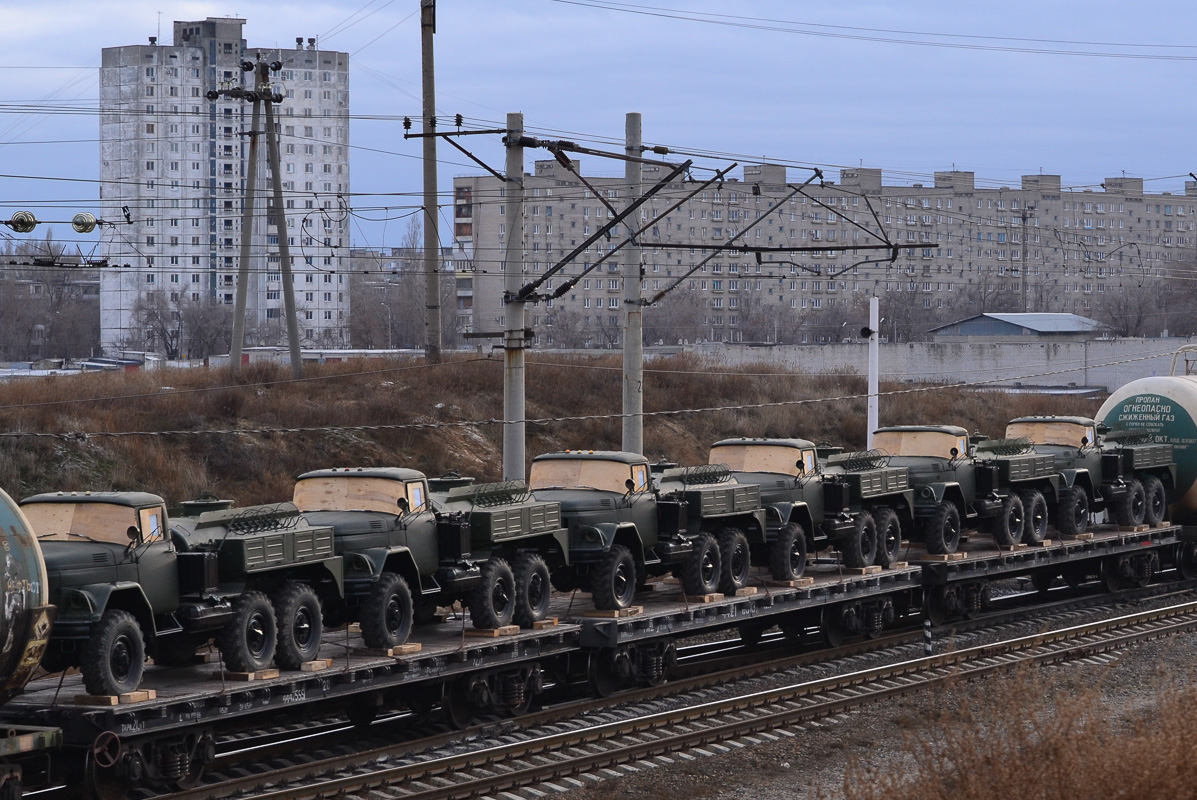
[128,290,179,358]
[177,294,233,359]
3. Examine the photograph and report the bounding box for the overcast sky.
[4,0,1196,251]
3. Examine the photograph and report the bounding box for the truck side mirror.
[1080,436,1089,447]
[950,447,959,458]
[126,525,140,542]
[795,460,805,475]
[625,478,636,494]
[397,497,410,515]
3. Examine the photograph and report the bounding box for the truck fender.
[917,483,964,515]
[608,523,645,564]
[350,547,424,593]
[1066,469,1095,500]
[67,582,157,636]
[735,509,769,544]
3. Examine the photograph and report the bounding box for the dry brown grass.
[838,670,1197,800]
[0,354,1099,507]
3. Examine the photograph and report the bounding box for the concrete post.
[502,113,525,480]
[421,0,442,363]
[230,64,265,375]
[263,97,303,378]
[867,296,880,448]
[622,112,644,455]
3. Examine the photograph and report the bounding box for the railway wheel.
[513,552,553,626]
[442,678,477,729]
[1114,478,1147,527]
[361,572,414,650]
[1142,475,1167,526]
[587,650,625,698]
[988,493,1025,548]
[469,558,516,629]
[219,591,278,673]
[82,609,146,697]
[680,533,721,596]
[822,604,850,647]
[841,512,878,569]
[924,586,951,626]
[769,522,807,581]
[873,508,903,568]
[0,777,20,800]
[273,583,323,670]
[1177,542,1197,580]
[1056,486,1090,537]
[717,528,752,595]
[1030,571,1056,593]
[1020,489,1049,544]
[925,502,961,555]
[1101,555,1130,593]
[590,545,637,611]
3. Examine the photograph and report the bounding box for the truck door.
[400,481,438,576]
[135,505,180,615]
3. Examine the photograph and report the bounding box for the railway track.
[151,588,1197,800]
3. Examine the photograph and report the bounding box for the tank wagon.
[1006,416,1175,534]
[23,493,342,697]
[871,426,1059,552]
[528,451,766,606]
[708,438,914,573]
[293,468,569,642]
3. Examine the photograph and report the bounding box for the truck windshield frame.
[22,501,148,545]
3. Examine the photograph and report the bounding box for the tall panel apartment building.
[453,162,1197,346]
[99,18,351,355]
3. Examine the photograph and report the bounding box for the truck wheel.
[873,508,903,567]
[362,572,414,648]
[82,609,145,696]
[680,533,721,596]
[925,502,961,555]
[219,591,278,672]
[1114,478,1147,527]
[717,528,752,594]
[469,558,516,629]
[550,567,584,594]
[273,583,323,670]
[591,545,637,611]
[988,493,1024,548]
[769,522,807,581]
[1020,490,1049,544]
[513,552,553,626]
[1056,486,1089,536]
[1142,475,1167,526]
[841,513,879,568]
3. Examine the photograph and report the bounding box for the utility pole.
[263,93,303,378]
[1020,203,1032,313]
[421,0,443,363]
[230,61,265,376]
[502,113,525,480]
[866,296,880,448]
[621,112,644,455]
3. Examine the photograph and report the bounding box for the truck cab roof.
[872,426,970,460]
[294,468,430,515]
[709,438,818,476]
[529,451,651,494]
[21,491,165,509]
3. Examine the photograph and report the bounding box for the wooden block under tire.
[465,625,520,638]
[583,607,643,618]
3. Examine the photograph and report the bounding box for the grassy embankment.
[0,353,1098,507]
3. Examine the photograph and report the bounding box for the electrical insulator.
[205,89,220,100]
[270,61,283,72]
[240,60,254,72]
[428,116,436,128]
[403,117,412,131]
[271,92,284,103]
[455,113,463,127]
[71,213,97,234]
[9,211,37,233]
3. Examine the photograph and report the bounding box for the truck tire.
[362,572,414,649]
[841,513,879,568]
[513,552,553,625]
[219,591,278,673]
[469,558,516,629]
[1142,475,1167,526]
[550,567,584,593]
[273,583,323,670]
[769,522,807,581]
[680,533,721,596]
[925,502,961,555]
[1056,486,1089,536]
[988,493,1024,548]
[717,528,752,594]
[1114,478,1147,527]
[82,609,145,696]
[873,508,903,568]
[1020,489,1049,544]
[590,545,637,611]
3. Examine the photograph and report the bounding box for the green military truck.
[1006,416,1176,535]
[871,426,1060,553]
[292,468,569,645]
[708,438,914,573]
[22,492,343,696]
[528,451,767,607]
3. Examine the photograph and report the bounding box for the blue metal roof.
[930,312,1105,335]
